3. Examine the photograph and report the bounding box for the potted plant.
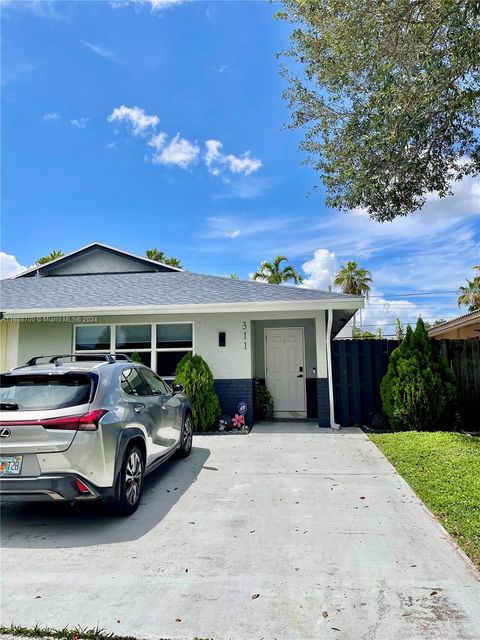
[255,381,274,421]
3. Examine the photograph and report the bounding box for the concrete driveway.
[1,423,479,640]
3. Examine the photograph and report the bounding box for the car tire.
[111,444,144,516]
[178,412,193,458]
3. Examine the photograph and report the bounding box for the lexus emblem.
[0,428,11,439]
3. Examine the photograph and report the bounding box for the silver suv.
[0,354,193,516]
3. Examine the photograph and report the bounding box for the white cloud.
[105,141,116,149]
[205,139,262,176]
[226,229,241,239]
[0,252,29,279]
[149,0,185,9]
[301,249,338,291]
[109,0,186,10]
[108,105,159,137]
[108,106,262,178]
[81,40,118,62]
[149,132,199,168]
[43,112,60,121]
[70,118,89,129]
[0,1,61,19]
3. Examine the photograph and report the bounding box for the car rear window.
[0,373,97,411]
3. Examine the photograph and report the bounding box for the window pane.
[156,351,190,378]
[116,325,151,350]
[121,368,149,396]
[140,369,168,395]
[126,352,151,367]
[156,324,192,348]
[75,326,111,351]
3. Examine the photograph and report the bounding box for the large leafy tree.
[36,250,65,265]
[277,1,480,221]
[252,256,303,284]
[457,266,480,312]
[146,248,182,269]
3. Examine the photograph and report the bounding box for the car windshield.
[0,373,97,411]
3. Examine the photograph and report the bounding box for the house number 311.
[243,321,247,350]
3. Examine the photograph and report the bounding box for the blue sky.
[1,0,479,334]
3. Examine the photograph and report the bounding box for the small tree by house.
[395,318,405,341]
[380,318,456,431]
[175,353,221,432]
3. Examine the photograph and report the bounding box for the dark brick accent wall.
[306,378,318,419]
[214,379,255,426]
[317,378,330,428]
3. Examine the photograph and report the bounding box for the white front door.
[265,328,306,413]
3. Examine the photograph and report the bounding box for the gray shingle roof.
[0,271,359,311]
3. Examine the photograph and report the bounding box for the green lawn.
[370,432,480,568]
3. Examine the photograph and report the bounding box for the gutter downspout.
[326,308,340,430]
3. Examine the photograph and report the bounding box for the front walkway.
[1,425,479,640]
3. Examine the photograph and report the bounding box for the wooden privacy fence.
[332,339,398,426]
[437,338,480,428]
[332,337,480,428]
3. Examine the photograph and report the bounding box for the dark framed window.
[156,350,190,378]
[156,323,193,348]
[75,326,111,351]
[115,325,151,350]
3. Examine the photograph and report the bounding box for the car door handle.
[296,374,303,378]
[133,404,147,413]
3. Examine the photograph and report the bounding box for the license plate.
[0,456,23,476]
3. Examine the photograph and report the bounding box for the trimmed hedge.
[175,353,221,431]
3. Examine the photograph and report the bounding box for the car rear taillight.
[75,477,93,494]
[0,409,108,431]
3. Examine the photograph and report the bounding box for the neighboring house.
[428,310,480,340]
[0,243,363,427]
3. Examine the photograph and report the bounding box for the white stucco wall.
[0,321,19,371]
[17,321,73,366]
[5,310,328,381]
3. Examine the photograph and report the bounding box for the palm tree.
[146,248,182,269]
[334,261,372,329]
[334,261,372,297]
[457,266,480,312]
[252,256,303,285]
[36,250,65,265]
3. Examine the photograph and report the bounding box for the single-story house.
[428,310,480,340]
[0,243,363,427]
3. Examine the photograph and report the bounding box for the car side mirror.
[172,383,184,395]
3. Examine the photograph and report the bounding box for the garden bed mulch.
[194,427,250,436]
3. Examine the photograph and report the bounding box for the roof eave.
[1,297,364,318]
[428,309,480,336]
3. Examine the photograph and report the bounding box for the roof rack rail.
[24,354,118,366]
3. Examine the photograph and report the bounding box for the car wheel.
[178,412,193,458]
[111,444,144,516]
